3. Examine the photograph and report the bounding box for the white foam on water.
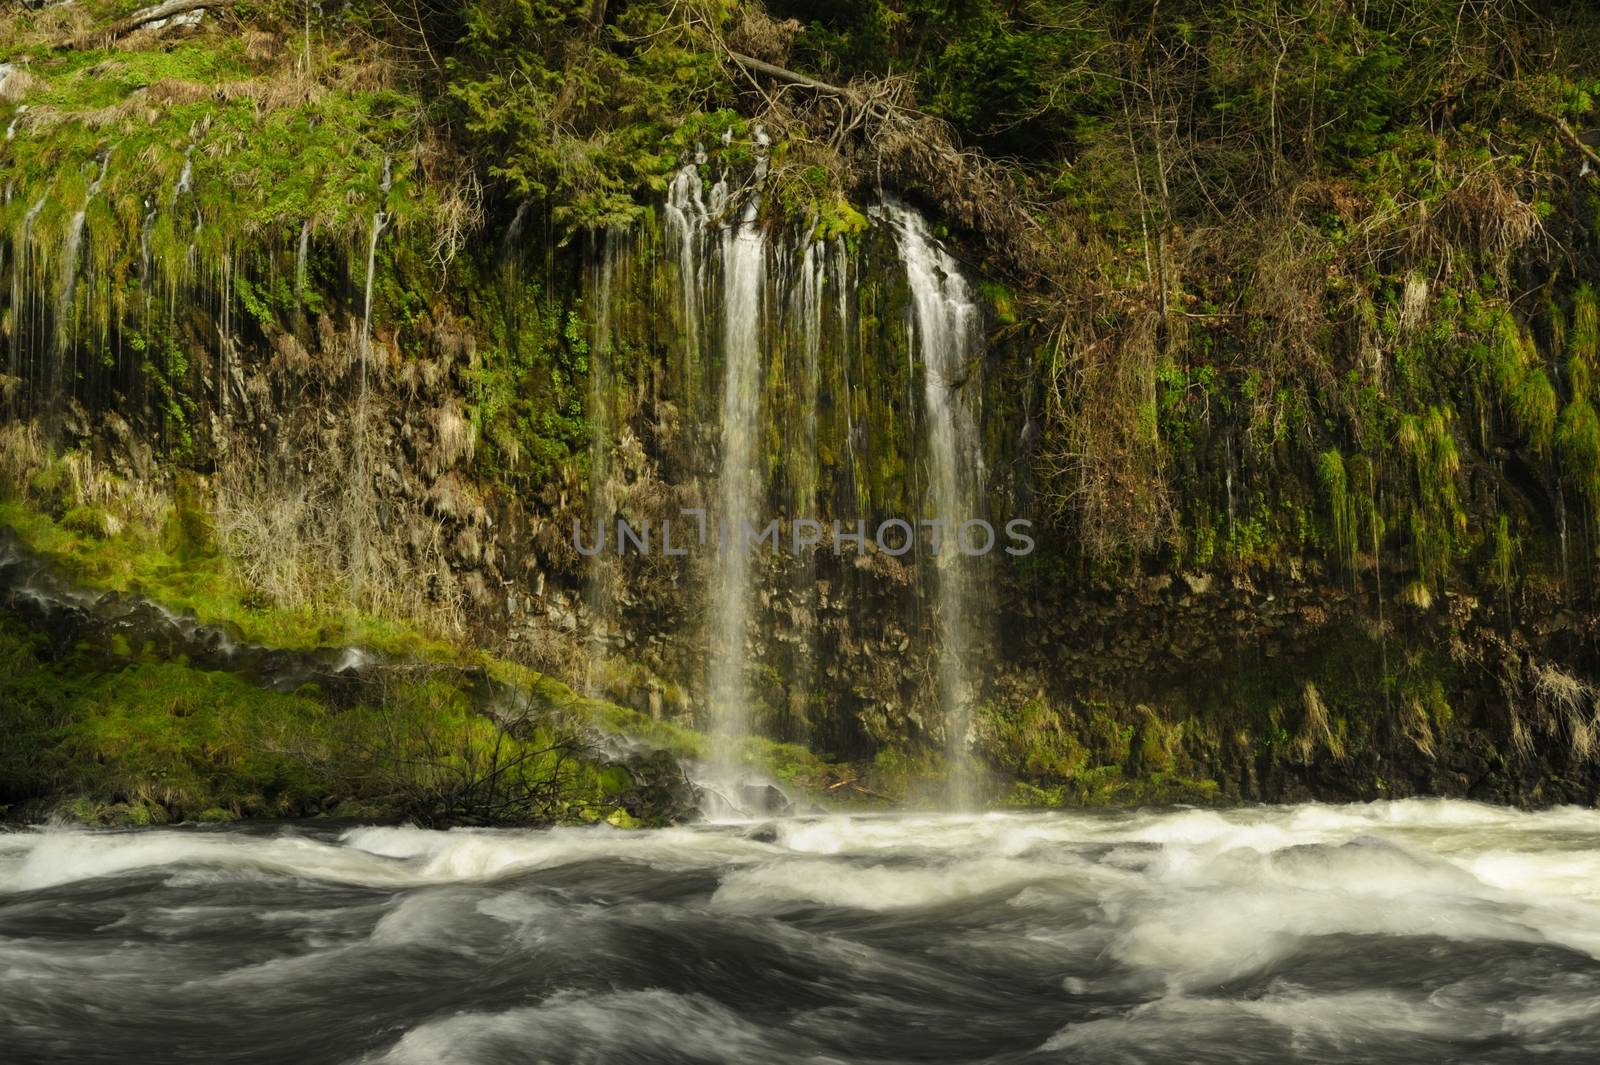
[1045,985,1496,1062]
[712,855,1054,913]
[339,822,762,882]
[367,989,799,1065]
[0,828,412,893]
[6,799,1600,1061]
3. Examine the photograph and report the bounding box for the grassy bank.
[0,459,856,824]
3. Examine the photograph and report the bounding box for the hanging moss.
[1512,368,1557,455]
[1316,448,1357,574]
[1556,397,1600,513]
[1491,514,1516,592]
[1568,354,1592,403]
[1572,283,1599,371]
[1482,308,1529,400]
[1397,407,1465,590]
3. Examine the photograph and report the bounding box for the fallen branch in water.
[823,777,885,799]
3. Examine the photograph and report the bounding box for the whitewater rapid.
[2,800,1599,1063]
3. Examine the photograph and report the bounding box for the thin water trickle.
[5,103,28,141]
[880,198,987,807]
[172,147,193,207]
[58,157,108,327]
[782,236,827,742]
[665,160,709,413]
[10,196,47,413]
[348,161,390,600]
[294,219,311,302]
[584,229,624,696]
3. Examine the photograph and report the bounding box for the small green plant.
[1512,369,1558,455]
[1317,448,1357,575]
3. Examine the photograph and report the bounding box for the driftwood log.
[56,0,243,50]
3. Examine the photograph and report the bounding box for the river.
[2,800,1598,1063]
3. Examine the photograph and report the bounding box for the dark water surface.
[3,801,1599,1064]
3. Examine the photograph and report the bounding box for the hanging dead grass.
[1036,305,1173,560]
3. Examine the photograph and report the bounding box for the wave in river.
[3,799,1600,1063]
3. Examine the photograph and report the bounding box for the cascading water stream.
[664,155,709,416]
[294,220,311,304]
[58,157,108,332]
[7,195,47,416]
[34,156,111,423]
[349,158,390,599]
[707,197,766,780]
[172,147,194,208]
[5,104,27,142]
[880,199,987,807]
[781,236,826,741]
[583,229,623,696]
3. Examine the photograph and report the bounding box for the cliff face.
[4,2,1600,809]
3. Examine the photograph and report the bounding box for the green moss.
[1132,713,1182,775]
[814,197,869,240]
[1512,369,1558,455]
[1572,283,1599,371]
[0,500,457,658]
[60,504,113,538]
[1397,406,1465,589]
[1317,449,1357,573]
[983,696,1088,781]
[1557,398,1600,516]
[1491,514,1517,592]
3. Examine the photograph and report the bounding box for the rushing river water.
[2,800,1599,1064]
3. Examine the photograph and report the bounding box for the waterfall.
[58,157,107,332]
[792,239,824,517]
[781,236,826,741]
[41,157,110,422]
[829,236,862,507]
[348,159,390,600]
[664,157,708,415]
[7,195,46,416]
[880,199,987,807]
[361,159,392,363]
[5,104,27,142]
[706,198,766,773]
[294,220,311,302]
[172,148,193,208]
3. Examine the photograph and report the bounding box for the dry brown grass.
[1293,680,1346,763]
[1401,694,1437,759]
[429,401,475,477]
[217,441,466,637]
[1037,305,1173,560]
[1531,660,1600,762]
[0,66,36,104]
[0,421,164,534]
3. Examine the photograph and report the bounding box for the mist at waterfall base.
[4,802,1600,1064]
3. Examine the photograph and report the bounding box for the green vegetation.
[0,613,667,826]
[0,476,847,823]
[0,497,452,656]
[5,1,1600,817]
